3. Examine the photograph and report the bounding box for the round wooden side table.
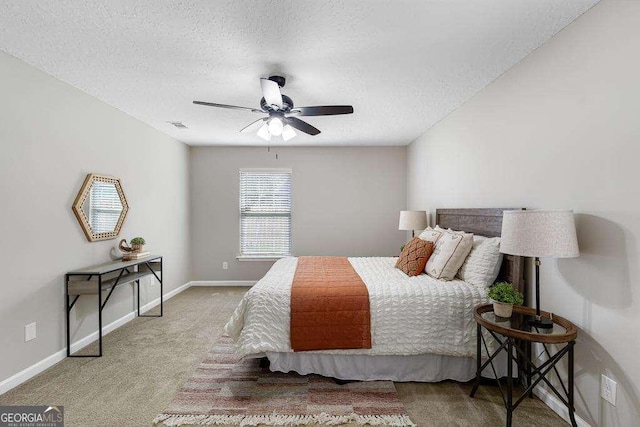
[469,304,578,427]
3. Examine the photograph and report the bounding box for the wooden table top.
[67,255,162,275]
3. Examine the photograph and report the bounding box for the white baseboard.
[0,281,191,396]
[190,280,257,287]
[534,386,590,427]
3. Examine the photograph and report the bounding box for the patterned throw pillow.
[425,230,474,280]
[395,237,434,277]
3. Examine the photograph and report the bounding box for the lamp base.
[527,315,554,330]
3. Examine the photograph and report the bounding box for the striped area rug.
[154,336,415,426]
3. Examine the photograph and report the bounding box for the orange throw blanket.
[290,256,372,352]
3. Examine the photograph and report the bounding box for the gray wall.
[407,1,639,425]
[190,146,407,281]
[0,51,190,383]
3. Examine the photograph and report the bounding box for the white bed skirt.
[266,351,510,382]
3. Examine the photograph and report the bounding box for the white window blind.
[240,169,292,257]
[89,182,123,233]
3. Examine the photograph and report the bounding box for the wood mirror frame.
[72,173,129,242]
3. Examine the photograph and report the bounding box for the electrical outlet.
[25,322,36,342]
[601,374,617,406]
[222,262,228,270]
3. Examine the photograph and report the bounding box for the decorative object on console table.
[122,251,150,261]
[119,239,134,253]
[118,239,133,254]
[398,210,428,237]
[130,236,146,252]
[120,237,149,261]
[500,210,579,329]
[487,281,524,318]
[119,237,147,260]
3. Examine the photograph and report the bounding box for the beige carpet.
[0,287,566,426]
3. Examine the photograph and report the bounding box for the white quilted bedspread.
[225,257,489,358]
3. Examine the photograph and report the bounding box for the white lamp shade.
[398,210,428,231]
[500,210,579,258]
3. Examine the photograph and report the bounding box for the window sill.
[236,255,289,262]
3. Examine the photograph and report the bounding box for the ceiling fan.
[193,76,354,141]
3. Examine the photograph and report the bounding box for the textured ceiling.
[0,0,598,146]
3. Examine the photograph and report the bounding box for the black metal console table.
[65,255,163,357]
[470,304,578,427]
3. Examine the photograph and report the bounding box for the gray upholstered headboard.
[435,208,526,296]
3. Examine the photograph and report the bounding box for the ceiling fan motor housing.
[261,94,294,112]
[268,75,286,88]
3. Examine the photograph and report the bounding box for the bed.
[225,208,525,382]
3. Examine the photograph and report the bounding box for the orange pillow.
[395,237,434,277]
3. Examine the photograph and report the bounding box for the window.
[239,169,292,258]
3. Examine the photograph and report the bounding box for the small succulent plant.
[130,237,146,246]
[488,282,524,305]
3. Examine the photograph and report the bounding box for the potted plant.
[488,282,524,318]
[130,237,146,253]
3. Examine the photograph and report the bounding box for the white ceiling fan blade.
[260,78,283,109]
[240,118,268,133]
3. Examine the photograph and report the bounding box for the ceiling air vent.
[168,121,187,129]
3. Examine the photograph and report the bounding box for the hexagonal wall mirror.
[72,173,129,242]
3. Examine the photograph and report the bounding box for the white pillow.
[418,227,443,245]
[457,236,503,288]
[435,225,470,237]
[425,230,474,280]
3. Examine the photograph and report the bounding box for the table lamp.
[398,210,428,237]
[500,210,579,329]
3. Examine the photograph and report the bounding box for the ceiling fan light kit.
[268,116,284,136]
[282,125,297,142]
[194,75,353,142]
[257,123,271,141]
